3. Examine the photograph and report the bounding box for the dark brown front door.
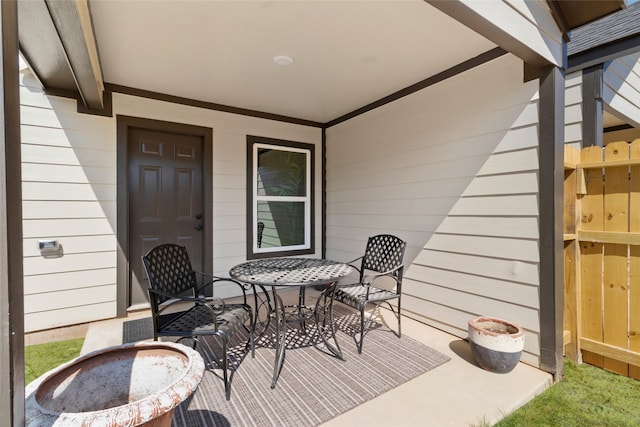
[127,127,204,309]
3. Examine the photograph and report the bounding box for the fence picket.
[580,146,605,367]
[602,142,630,375]
[630,140,640,379]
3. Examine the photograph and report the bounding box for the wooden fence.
[564,140,640,379]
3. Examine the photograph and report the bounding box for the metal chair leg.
[222,339,231,400]
[358,305,366,354]
[397,303,402,338]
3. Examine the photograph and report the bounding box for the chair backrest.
[361,234,407,279]
[257,221,265,248]
[141,243,198,305]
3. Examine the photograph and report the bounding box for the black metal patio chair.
[141,243,254,400]
[333,234,407,353]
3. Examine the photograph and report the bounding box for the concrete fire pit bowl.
[25,341,204,426]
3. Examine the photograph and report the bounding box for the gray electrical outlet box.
[38,240,60,251]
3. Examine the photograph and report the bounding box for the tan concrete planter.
[25,341,204,426]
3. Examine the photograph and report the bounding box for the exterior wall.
[20,70,321,333]
[21,71,117,332]
[603,53,640,129]
[564,71,583,149]
[566,54,640,148]
[325,54,543,366]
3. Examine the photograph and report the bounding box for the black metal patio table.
[229,257,352,388]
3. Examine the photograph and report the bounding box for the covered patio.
[3,1,637,425]
[26,288,551,426]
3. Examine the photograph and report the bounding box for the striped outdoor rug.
[173,305,450,426]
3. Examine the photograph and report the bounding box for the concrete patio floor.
[26,289,552,427]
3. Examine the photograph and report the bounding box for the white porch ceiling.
[88,0,496,123]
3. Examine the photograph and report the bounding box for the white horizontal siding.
[565,78,582,105]
[23,252,116,276]
[22,182,115,201]
[22,163,116,185]
[21,103,111,129]
[493,125,539,151]
[475,148,539,173]
[326,53,543,364]
[23,235,116,257]
[20,81,119,332]
[436,216,538,239]
[426,234,539,262]
[20,83,117,344]
[211,130,247,260]
[213,201,244,217]
[20,78,78,111]
[22,144,116,169]
[23,218,115,238]
[405,265,538,307]
[564,104,582,125]
[21,80,118,333]
[23,268,117,294]
[413,249,540,286]
[25,284,115,313]
[565,71,583,146]
[462,172,538,195]
[328,213,447,231]
[449,194,539,216]
[403,279,539,331]
[329,197,458,216]
[25,303,116,333]
[603,53,640,128]
[21,124,114,149]
[23,201,115,220]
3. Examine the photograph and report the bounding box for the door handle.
[195,224,203,231]
[195,214,202,220]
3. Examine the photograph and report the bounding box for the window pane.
[257,148,306,197]
[247,136,314,258]
[257,201,305,247]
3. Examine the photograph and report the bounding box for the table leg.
[298,286,307,334]
[271,287,287,389]
[314,281,345,360]
[280,287,312,333]
[251,284,273,341]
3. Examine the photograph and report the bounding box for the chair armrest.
[346,256,363,274]
[362,264,403,283]
[361,265,403,297]
[347,256,363,264]
[193,270,215,288]
[149,288,226,318]
[196,276,250,305]
[194,271,214,278]
[149,287,218,305]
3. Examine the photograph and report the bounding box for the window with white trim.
[247,136,314,258]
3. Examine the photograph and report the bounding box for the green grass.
[25,338,84,385]
[496,359,640,427]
